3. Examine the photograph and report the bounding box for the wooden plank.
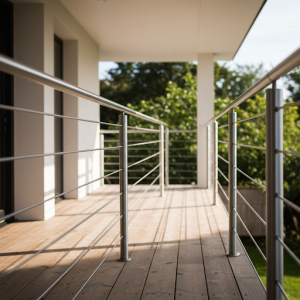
[0,222,30,240]
[175,187,208,299]
[43,184,149,300]
[74,185,166,300]
[196,189,242,300]
[8,185,123,299]
[2,186,121,300]
[0,186,118,275]
[207,190,266,300]
[105,187,173,300]
[140,186,183,300]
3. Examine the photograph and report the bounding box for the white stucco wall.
[13,0,100,220]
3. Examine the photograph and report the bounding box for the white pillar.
[197,54,214,188]
[14,4,56,221]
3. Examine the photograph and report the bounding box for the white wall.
[13,0,100,220]
[197,54,214,188]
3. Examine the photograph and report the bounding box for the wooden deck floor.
[0,185,265,300]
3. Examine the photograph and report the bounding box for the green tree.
[118,74,300,239]
[100,62,196,125]
[214,63,265,100]
[100,62,264,125]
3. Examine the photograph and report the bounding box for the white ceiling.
[60,0,266,62]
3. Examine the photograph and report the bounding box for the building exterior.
[0,0,266,221]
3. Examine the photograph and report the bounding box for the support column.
[266,86,283,300]
[197,53,214,188]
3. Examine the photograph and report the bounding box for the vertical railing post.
[213,121,218,205]
[227,109,240,257]
[165,127,169,187]
[207,125,211,188]
[100,133,105,186]
[119,113,130,261]
[266,85,283,300]
[159,125,165,197]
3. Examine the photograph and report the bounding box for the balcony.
[0,185,265,300]
[0,28,300,299]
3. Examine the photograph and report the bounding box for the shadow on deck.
[0,185,265,300]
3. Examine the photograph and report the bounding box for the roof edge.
[232,0,268,60]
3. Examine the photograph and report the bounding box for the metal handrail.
[0,54,167,127]
[210,46,300,122]
[212,46,300,300]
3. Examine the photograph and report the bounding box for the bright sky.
[99,0,300,98]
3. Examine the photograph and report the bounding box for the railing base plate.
[117,257,132,262]
[226,252,240,257]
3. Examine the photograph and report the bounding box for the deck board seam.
[104,186,162,300]
[194,188,209,299]
[204,189,244,300]
[174,187,185,299]
[140,187,175,299]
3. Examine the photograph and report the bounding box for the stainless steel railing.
[101,129,197,186]
[0,54,166,298]
[209,46,300,300]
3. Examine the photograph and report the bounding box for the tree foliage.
[122,74,300,238]
[102,62,300,238]
[100,62,196,125]
[100,62,264,125]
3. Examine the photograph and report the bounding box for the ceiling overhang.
[59,0,266,62]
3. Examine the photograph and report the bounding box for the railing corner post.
[100,133,105,186]
[165,127,169,187]
[227,109,240,257]
[160,125,165,197]
[119,113,130,262]
[207,125,211,188]
[266,84,283,300]
[213,121,218,205]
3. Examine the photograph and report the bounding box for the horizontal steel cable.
[234,166,266,190]
[218,154,229,164]
[72,236,123,300]
[169,140,197,143]
[218,124,229,129]
[169,155,196,158]
[276,149,300,157]
[234,143,266,151]
[127,140,160,147]
[217,181,229,201]
[37,215,123,300]
[127,126,160,132]
[169,170,197,173]
[276,236,300,268]
[0,169,122,222]
[218,168,229,182]
[234,208,267,262]
[0,146,121,163]
[276,281,290,300]
[128,183,160,230]
[170,163,196,165]
[234,112,266,124]
[127,152,160,169]
[128,174,161,210]
[276,194,300,214]
[0,192,122,280]
[218,140,229,144]
[234,228,267,293]
[276,99,300,111]
[128,164,160,190]
[0,103,121,126]
[234,186,266,226]
[169,177,197,179]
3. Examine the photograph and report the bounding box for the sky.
[99,0,300,98]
